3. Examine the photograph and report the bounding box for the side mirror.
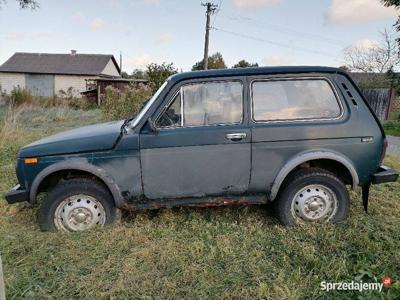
[147,118,158,135]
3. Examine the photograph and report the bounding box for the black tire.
[274,168,350,226]
[38,178,121,232]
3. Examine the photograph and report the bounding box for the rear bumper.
[5,184,29,204]
[372,166,399,184]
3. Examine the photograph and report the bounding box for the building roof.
[94,78,148,83]
[0,52,120,76]
[169,66,345,84]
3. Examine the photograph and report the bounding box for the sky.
[0,0,398,72]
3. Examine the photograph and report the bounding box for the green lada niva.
[6,67,398,231]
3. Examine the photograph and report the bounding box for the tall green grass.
[384,120,400,137]
[3,87,95,110]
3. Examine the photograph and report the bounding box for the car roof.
[169,66,345,83]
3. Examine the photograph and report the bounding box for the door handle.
[226,133,247,141]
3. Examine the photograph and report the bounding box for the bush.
[384,120,400,136]
[56,87,96,110]
[101,85,153,121]
[31,96,94,110]
[65,97,96,110]
[4,86,94,110]
[146,62,177,91]
[8,87,33,106]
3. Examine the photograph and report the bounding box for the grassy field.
[0,105,399,299]
[384,120,400,137]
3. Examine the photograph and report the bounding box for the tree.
[0,0,39,9]
[146,62,178,90]
[382,1,400,27]
[17,0,37,8]
[130,69,148,80]
[232,60,259,68]
[382,0,400,8]
[343,29,399,73]
[121,69,148,80]
[338,65,350,72]
[121,71,130,79]
[383,0,400,6]
[192,52,227,71]
[382,1,400,45]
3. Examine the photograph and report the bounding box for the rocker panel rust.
[122,195,268,211]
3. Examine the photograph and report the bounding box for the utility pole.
[119,51,123,76]
[202,2,218,70]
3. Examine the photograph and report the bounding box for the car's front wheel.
[274,168,350,226]
[38,178,121,232]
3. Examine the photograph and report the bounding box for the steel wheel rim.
[54,194,106,232]
[290,184,338,223]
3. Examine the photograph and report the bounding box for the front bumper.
[372,166,399,184]
[5,184,29,204]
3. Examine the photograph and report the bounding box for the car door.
[248,75,348,193]
[140,78,251,199]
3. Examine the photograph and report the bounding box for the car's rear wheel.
[38,178,121,232]
[274,168,350,226]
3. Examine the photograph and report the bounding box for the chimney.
[70,50,77,56]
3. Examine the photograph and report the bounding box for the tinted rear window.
[252,79,341,122]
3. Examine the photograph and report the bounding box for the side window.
[156,92,182,128]
[182,81,243,126]
[252,79,341,122]
[156,81,243,128]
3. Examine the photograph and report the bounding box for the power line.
[227,15,344,45]
[223,15,345,46]
[212,0,223,27]
[211,26,335,57]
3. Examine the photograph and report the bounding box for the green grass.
[384,120,400,137]
[1,105,400,299]
[387,111,400,121]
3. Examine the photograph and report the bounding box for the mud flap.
[362,182,371,213]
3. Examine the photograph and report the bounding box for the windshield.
[128,81,168,128]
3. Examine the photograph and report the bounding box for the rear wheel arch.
[29,161,125,207]
[274,167,350,225]
[270,151,359,201]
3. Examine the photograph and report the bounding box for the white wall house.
[0,51,121,97]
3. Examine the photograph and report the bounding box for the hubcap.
[291,184,338,223]
[54,194,106,232]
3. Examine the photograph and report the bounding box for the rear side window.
[252,79,341,122]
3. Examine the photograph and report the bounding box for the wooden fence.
[361,88,393,122]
